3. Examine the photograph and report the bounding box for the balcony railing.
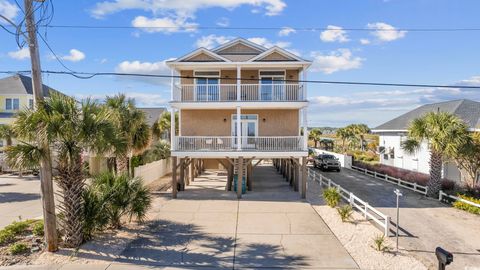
[172,84,305,102]
[174,136,305,152]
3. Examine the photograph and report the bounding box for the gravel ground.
[307,177,427,270]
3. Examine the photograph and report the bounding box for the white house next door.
[232,114,258,149]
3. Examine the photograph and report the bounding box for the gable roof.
[373,99,480,131]
[0,74,60,97]
[249,46,307,62]
[212,38,266,54]
[138,107,166,126]
[174,48,231,62]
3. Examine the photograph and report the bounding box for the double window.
[6,98,20,110]
[194,71,219,101]
[260,71,285,101]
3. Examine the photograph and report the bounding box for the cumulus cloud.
[8,47,29,60]
[91,0,286,18]
[216,17,230,27]
[60,49,86,62]
[310,49,363,74]
[0,0,18,23]
[278,27,296,37]
[131,16,197,33]
[115,59,174,85]
[367,22,407,42]
[360,38,370,45]
[320,25,349,43]
[195,35,233,49]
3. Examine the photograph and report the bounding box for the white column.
[171,107,176,150]
[170,68,175,101]
[178,109,182,136]
[302,108,308,150]
[237,106,241,150]
[236,65,241,101]
[302,67,307,100]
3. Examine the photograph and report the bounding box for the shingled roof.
[0,74,60,97]
[373,99,480,131]
[138,107,166,126]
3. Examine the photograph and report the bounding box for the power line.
[1,70,479,89]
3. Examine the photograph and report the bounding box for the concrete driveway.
[318,167,480,270]
[0,174,42,228]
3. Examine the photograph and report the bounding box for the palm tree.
[106,94,151,174]
[336,127,353,153]
[351,124,370,151]
[152,111,178,142]
[0,124,15,147]
[402,112,469,197]
[308,128,322,148]
[5,93,116,247]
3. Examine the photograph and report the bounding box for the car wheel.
[337,169,341,172]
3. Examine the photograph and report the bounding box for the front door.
[232,114,258,149]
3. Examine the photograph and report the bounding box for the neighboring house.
[167,38,311,198]
[138,107,166,127]
[372,99,480,183]
[0,74,60,148]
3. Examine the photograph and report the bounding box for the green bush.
[32,221,44,237]
[0,230,15,245]
[82,172,152,239]
[4,220,30,234]
[9,242,29,255]
[337,205,353,222]
[453,195,480,215]
[323,187,341,208]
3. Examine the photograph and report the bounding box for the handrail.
[174,136,305,152]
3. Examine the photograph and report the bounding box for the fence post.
[439,191,443,201]
[385,174,388,181]
[374,171,377,178]
[349,192,353,206]
[328,178,331,187]
[385,216,391,236]
[364,203,368,220]
[413,182,417,191]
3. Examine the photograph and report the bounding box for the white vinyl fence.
[351,165,428,196]
[439,190,480,208]
[308,169,391,236]
[134,158,172,186]
[312,149,352,169]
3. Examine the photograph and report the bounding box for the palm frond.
[401,139,421,155]
[5,142,43,170]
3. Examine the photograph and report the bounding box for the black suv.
[314,154,341,172]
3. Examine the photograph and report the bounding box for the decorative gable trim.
[173,48,230,62]
[249,47,306,62]
[213,38,266,54]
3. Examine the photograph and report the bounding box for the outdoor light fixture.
[263,118,266,122]
[223,118,227,122]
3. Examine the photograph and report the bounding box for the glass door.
[232,115,258,149]
[194,71,219,101]
[260,71,285,101]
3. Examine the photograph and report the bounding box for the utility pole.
[24,0,58,252]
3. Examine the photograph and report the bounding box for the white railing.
[172,84,305,102]
[351,165,428,196]
[439,190,480,208]
[308,168,391,236]
[175,136,305,152]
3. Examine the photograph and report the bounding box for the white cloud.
[247,37,290,49]
[360,38,370,45]
[8,47,29,60]
[320,25,349,43]
[115,59,174,85]
[310,49,363,74]
[60,49,86,62]
[0,0,18,23]
[367,22,407,42]
[77,92,168,107]
[131,16,197,33]
[216,17,229,27]
[195,35,233,49]
[91,0,286,18]
[278,27,296,37]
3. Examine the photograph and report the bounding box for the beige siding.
[257,51,294,61]
[216,43,262,55]
[183,53,221,62]
[181,109,299,136]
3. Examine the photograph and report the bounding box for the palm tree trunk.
[427,150,443,197]
[57,156,84,247]
[116,154,129,174]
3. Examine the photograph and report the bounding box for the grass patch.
[453,195,480,215]
[0,220,38,245]
[9,243,29,255]
[32,221,44,237]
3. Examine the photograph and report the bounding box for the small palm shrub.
[9,242,29,255]
[337,205,353,222]
[82,172,152,239]
[323,187,341,207]
[372,234,388,252]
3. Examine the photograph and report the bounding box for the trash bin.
[233,174,246,194]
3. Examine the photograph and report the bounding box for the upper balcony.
[172,83,305,103]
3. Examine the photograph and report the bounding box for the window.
[260,71,285,100]
[6,98,20,110]
[29,99,34,109]
[194,71,219,101]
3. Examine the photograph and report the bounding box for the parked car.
[314,154,341,172]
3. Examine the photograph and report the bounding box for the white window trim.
[231,114,259,137]
[5,98,20,111]
[193,70,220,85]
[258,70,286,83]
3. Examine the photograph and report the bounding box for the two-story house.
[167,38,312,199]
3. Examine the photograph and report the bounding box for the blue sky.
[1,0,480,127]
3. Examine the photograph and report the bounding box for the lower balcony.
[174,136,306,152]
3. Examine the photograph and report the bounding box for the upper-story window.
[29,99,34,109]
[259,71,285,101]
[6,98,20,110]
[194,71,219,101]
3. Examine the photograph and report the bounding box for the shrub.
[453,195,480,215]
[32,221,44,237]
[0,230,15,245]
[337,205,353,222]
[82,172,152,238]
[4,221,30,234]
[372,234,388,252]
[9,243,29,255]
[441,179,456,191]
[323,187,341,208]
